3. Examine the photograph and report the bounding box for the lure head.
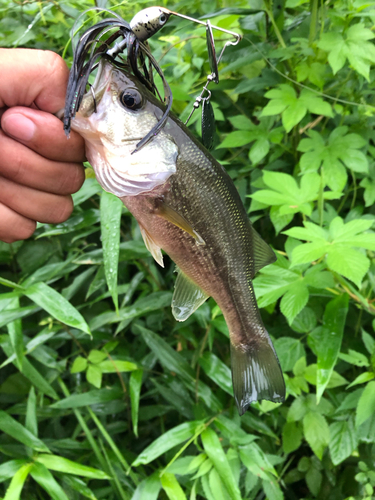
[130,6,171,41]
[72,59,178,197]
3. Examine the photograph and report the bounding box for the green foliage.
[1,0,375,499]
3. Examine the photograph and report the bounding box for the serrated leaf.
[282,421,302,453]
[303,411,330,459]
[274,337,306,372]
[329,418,357,465]
[356,381,375,427]
[280,282,309,324]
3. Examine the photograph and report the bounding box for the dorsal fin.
[252,228,276,277]
[172,269,209,322]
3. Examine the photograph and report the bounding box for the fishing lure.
[64,6,241,151]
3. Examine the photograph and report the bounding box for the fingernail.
[2,113,36,142]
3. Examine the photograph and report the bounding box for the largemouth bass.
[71,59,285,415]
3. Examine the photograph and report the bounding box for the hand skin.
[0,48,86,243]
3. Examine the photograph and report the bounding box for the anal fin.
[155,201,205,246]
[252,228,276,277]
[231,339,285,416]
[172,269,209,322]
[139,224,164,268]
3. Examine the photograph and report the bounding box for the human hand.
[0,48,86,243]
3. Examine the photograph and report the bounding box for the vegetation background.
[0,0,375,498]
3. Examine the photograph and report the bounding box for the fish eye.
[119,90,143,110]
[159,14,167,24]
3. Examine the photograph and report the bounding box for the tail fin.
[231,337,285,416]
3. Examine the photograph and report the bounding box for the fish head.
[72,59,178,197]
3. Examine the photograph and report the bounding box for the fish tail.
[226,282,285,415]
[230,334,285,416]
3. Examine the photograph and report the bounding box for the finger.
[0,131,85,196]
[1,107,86,163]
[0,175,74,224]
[0,49,69,113]
[0,202,36,243]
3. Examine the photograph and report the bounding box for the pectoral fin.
[155,202,205,245]
[172,269,209,321]
[139,224,164,267]
[251,228,276,277]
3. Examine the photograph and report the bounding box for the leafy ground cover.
[1,0,375,499]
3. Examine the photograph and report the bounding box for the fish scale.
[71,60,286,415]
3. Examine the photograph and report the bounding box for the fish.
[70,58,285,415]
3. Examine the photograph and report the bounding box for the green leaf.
[282,421,302,453]
[218,131,255,149]
[262,478,284,500]
[3,463,32,500]
[160,472,187,500]
[339,349,369,367]
[326,246,369,287]
[26,386,38,437]
[51,388,123,409]
[356,381,375,427]
[329,417,357,465]
[100,190,122,311]
[362,329,375,355]
[86,364,102,388]
[88,350,107,364]
[36,454,110,479]
[21,357,58,400]
[303,411,330,459]
[71,356,88,373]
[274,337,306,372]
[0,410,49,452]
[348,371,375,388]
[98,359,138,373]
[279,282,309,325]
[199,352,233,395]
[136,324,222,411]
[201,427,242,500]
[314,294,349,402]
[131,472,161,500]
[130,369,143,437]
[30,462,70,500]
[7,297,24,369]
[318,24,375,81]
[262,85,331,132]
[24,282,90,335]
[132,421,201,466]
[0,460,28,483]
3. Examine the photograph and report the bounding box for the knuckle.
[41,51,68,81]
